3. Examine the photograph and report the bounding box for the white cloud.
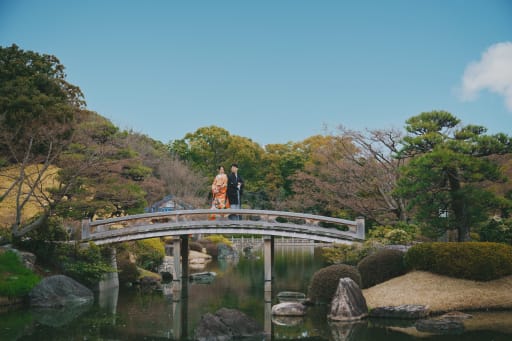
[459,41,512,111]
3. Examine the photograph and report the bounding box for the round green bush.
[307,264,362,304]
[404,242,512,281]
[357,248,407,288]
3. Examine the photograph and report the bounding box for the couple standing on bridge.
[211,163,244,214]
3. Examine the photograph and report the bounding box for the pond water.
[1,244,512,340]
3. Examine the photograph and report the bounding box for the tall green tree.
[0,44,84,236]
[261,142,309,208]
[396,111,512,241]
[168,126,266,204]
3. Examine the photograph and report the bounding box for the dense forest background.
[2,44,512,244]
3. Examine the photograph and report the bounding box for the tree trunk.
[12,213,47,237]
[448,172,470,242]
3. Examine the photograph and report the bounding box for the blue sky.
[1,0,511,146]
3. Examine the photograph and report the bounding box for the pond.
[1,243,512,340]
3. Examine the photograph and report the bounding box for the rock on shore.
[29,275,94,308]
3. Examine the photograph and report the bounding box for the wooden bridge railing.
[80,209,365,245]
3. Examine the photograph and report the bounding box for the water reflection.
[31,302,93,328]
[2,245,512,340]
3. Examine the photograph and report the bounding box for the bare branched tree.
[289,126,407,224]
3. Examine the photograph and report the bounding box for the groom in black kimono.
[227,163,244,219]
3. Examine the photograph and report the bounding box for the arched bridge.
[82,209,365,296]
[80,209,365,245]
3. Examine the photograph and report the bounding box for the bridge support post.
[264,290,272,339]
[172,235,189,294]
[98,247,119,291]
[180,235,189,294]
[81,219,90,239]
[356,216,365,239]
[172,236,182,292]
[263,236,274,292]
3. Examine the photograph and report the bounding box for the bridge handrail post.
[356,216,365,240]
[81,219,91,239]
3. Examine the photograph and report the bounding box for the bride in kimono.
[211,165,229,209]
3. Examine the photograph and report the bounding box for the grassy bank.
[363,270,512,313]
[0,251,40,298]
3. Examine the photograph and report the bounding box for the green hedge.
[357,248,407,288]
[404,242,512,281]
[307,264,362,304]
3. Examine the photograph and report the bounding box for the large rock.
[369,304,430,319]
[194,307,263,341]
[328,278,368,321]
[272,302,307,316]
[29,275,94,308]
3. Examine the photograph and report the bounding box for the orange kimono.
[211,173,229,209]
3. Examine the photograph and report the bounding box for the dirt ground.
[363,270,512,313]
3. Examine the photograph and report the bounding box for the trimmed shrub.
[357,249,407,288]
[368,225,415,245]
[59,242,115,287]
[404,242,512,281]
[307,264,362,304]
[322,244,365,266]
[321,240,382,266]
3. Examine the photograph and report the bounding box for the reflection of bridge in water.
[84,209,365,339]
[98,276,277,340]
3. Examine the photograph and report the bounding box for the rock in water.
[29,275,94,308]
[194,312,232,341]
[194,308,263,341]
[272,302,307,316]
[328,278,368,321]
[216,308,263,337]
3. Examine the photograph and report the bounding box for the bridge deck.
[81,209,365,245]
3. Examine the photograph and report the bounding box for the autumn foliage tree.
[289,128,407,224]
